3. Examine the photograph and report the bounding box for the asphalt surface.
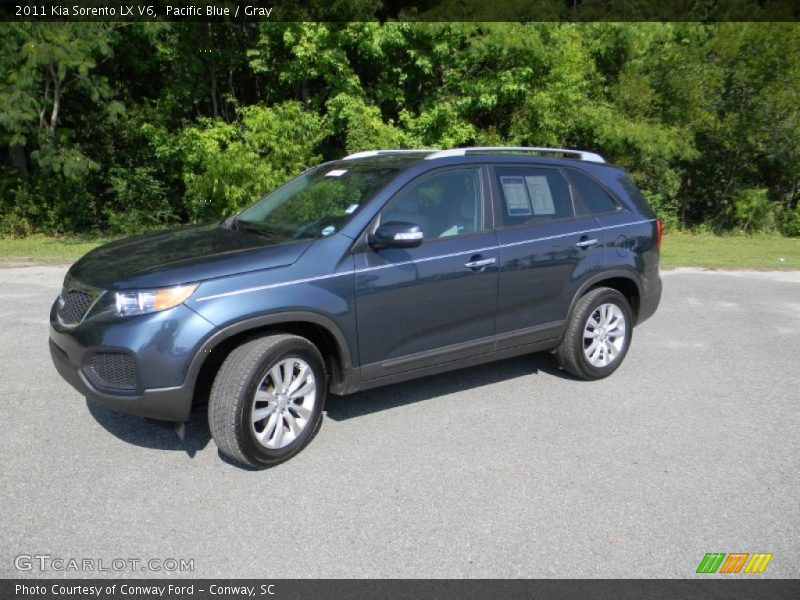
[1,265,798,578]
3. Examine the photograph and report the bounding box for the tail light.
[656,219,663,250]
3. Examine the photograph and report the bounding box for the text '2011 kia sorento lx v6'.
[49,147,662,468]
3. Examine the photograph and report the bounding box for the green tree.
[1,21,798,237]
[180,102,329,220]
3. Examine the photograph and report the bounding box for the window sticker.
[321,225,336,236]
[325,169,348,177]
[500,176,532,216]
[345,203,359,214]
[524,176,556,215]
[439,225,460,237]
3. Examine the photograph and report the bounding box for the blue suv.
[49,147,662,467]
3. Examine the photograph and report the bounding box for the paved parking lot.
[1,265,798,578]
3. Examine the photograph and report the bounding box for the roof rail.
[425,146,605,163]
[343,149,441,160]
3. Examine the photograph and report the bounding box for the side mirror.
[369,221,424,249]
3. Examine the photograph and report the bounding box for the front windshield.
[235,162,401,240]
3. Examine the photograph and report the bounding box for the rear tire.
[208,334,326,468]
[555,287,633,380]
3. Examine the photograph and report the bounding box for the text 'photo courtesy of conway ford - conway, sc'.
[49,147,662,468]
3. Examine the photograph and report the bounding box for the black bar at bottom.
[1,579,799,600]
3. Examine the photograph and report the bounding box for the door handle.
[575,238,599,248]
[464,257,496,269]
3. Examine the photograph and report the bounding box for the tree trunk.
[228,67,236,105]
[211,72,219,118]
[48,63,61,136]
[39,78,50,131]
[8,144,28,176]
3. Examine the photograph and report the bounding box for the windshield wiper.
[292,217,329,239]
[234,220,283,239]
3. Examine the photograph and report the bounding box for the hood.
[69,222,313,290]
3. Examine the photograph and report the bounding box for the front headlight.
[114,284,198,317]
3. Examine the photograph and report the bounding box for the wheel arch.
[188,312,355,408]
[565,269,643,330]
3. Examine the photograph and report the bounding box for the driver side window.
[382,168,484,240]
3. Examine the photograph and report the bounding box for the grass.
[0,231,799,270]
[661,231,800,270]
[0,234,111,264]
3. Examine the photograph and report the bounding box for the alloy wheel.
[583,303,627,368]
[251,357,317,449]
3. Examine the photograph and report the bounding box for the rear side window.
[493,167,573,227]
[567,169,620,214]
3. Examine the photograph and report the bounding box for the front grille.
[58,289,93,324]
[85,352,138,391]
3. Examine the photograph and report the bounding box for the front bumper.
[49,329,193,422]
[48,302,216,422]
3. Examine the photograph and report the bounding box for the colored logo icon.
[696,553,773,574]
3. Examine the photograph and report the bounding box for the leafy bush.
[1,22,798,237]
[105,166,176,235]
[326,93,414,152]
[778,204,800,237]
[180,103,329,221]
[729,188,777,233]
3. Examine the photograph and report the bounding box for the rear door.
[563,166,632,254]
[491,164,604,349]
[354,166,499,379]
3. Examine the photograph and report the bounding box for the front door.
[355,166,499,379]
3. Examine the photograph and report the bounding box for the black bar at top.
[2,0,799,22]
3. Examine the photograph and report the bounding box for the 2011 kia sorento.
[49,147,662,468]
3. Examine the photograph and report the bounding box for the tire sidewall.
[573,289,633,379]
[237,338,326,466]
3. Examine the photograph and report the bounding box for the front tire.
[555,287,633,380]
[208,334,326,468]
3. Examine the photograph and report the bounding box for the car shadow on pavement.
[86,399,212,458]
[85,351,574,459]
[326,350,574,421]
